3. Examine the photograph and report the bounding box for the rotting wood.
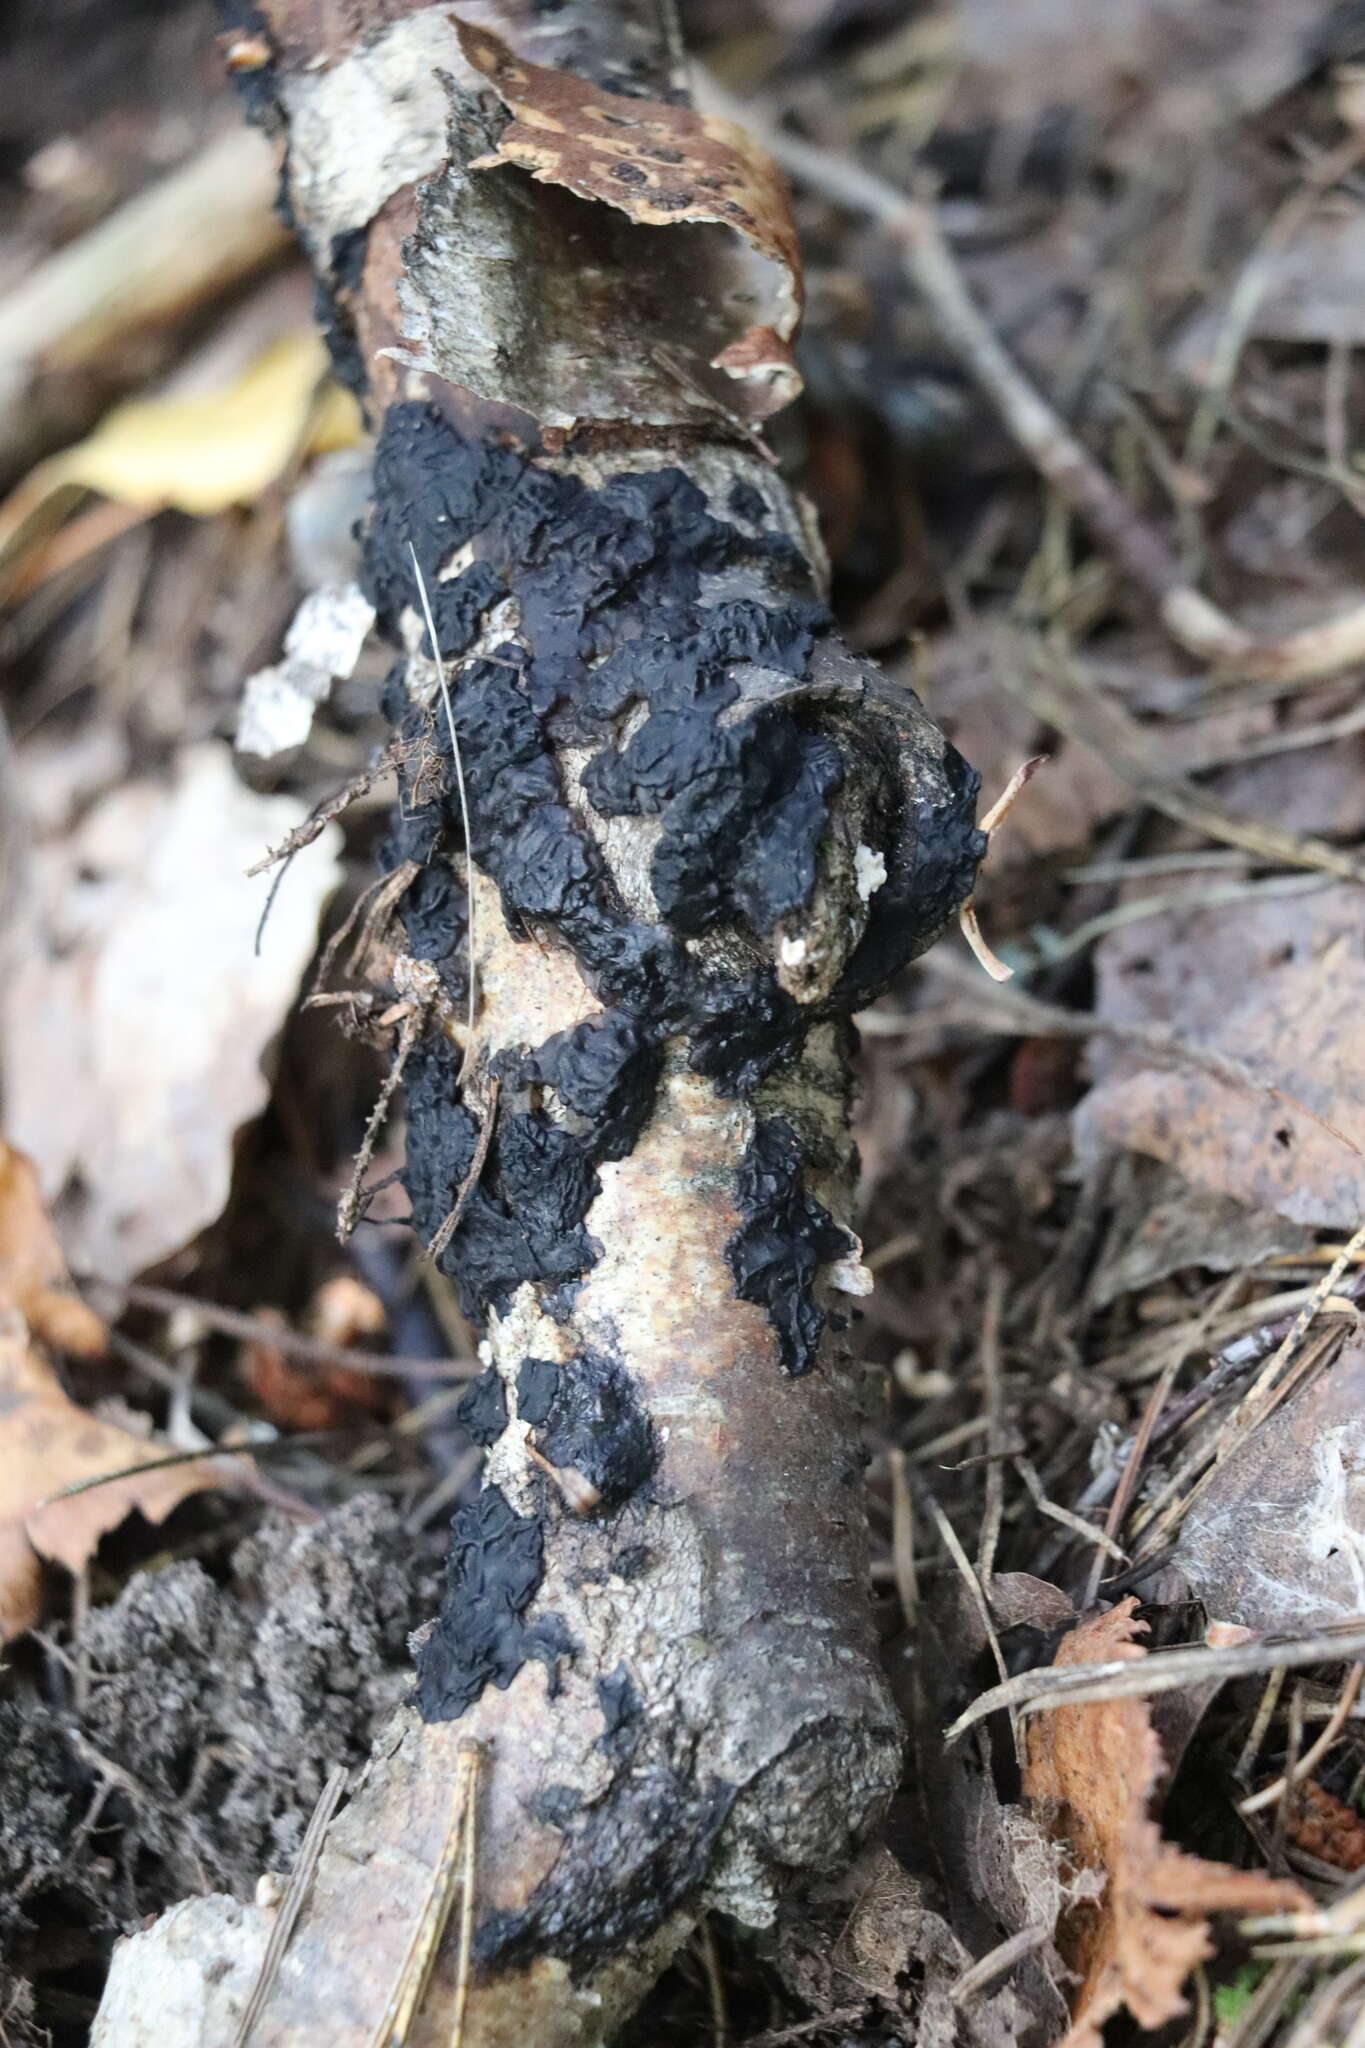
[92,5,986,2042]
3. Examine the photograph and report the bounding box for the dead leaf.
[1023,1599,1308,2048]
[1087,1156,1314,1310]
[0,331,362,594]
[1175,1332,1365,1633]
[1076,883,1365,1228]
[0,1317,238,1641]
[0,1140,105,1357]
[0,744,343,1280]
[242,1279,392,1432]
[1285,1779,1365,1871]
[455,19,800,418]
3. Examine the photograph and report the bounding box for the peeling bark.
[95,5,984,2041]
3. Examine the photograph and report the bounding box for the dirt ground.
[5,1,1365,2043]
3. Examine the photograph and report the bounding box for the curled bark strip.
[98,5,981,2042]
[456,18,802,419]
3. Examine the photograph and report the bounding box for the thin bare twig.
[950,1924,1054,2006]
[888,1446,918,1628]
[100,1279,474,1381]
[247,743,401,878]
[945,1620,1365,1746]
[337,1003,423,1243]
[1083,1348,1183,1608]
[708,86,1365,686]
[1241,1663,1365,1818]
[427,1076,500,1266]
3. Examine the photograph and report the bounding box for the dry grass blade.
[369,1736,481,2048]
[233,1765,347,2048]
[1016,649,1365,887]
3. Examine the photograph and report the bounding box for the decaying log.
[95,5,985,2042]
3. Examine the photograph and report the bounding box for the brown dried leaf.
[0,745,342,1280]
[1175,1332,1365,1634]
[454,17,801,418]
[1023,1599,1307,2048]
[0,1140,105,1357]
[1285,1779,1365,1872]
[0,1317,239,1642]
[1076,883,1365,1228]
[0,1138,240,1639]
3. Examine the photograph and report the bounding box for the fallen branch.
[93,7,986,2044]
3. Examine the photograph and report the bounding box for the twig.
[944,1620,1365,1746]
[1184,133,1365,476]
[247,743,401,878]
[427,1077,500,1266]
[409,545,478,1081]
[234,1766,348,2047]
[1135,1219,1365,1551]
[338,1004,424,1243]
[950,1923,1054,2006]
[309,860,419,1000]
[98,1280,474,1381]
[709,87,1365,686]
[1241,1663,1365,1818]
[1015,646,1365,886]
[1082,1349,1183,1608]
[888,1446,918,1628]
[976,1268,1006,1592]
[1013,1457,1124,1564]
[925,949,1365,1163]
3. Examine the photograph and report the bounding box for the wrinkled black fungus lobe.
[516,1348,657,1513]
[726,1118,853,1377]
[373,396,981,1355]
[455,1367,507,1449]
[416,1485,575,1721]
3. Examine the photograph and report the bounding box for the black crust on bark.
[312,226,370,403]
[364,396,980,1743]
[455,1366,508,1449]
[519,1347,658,1513]
[726,1118,854,1377]
[416,1486,574,1721]
[401,1036,602,1320]
[521,1012,660,1162]
[473,1766,735,1973]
